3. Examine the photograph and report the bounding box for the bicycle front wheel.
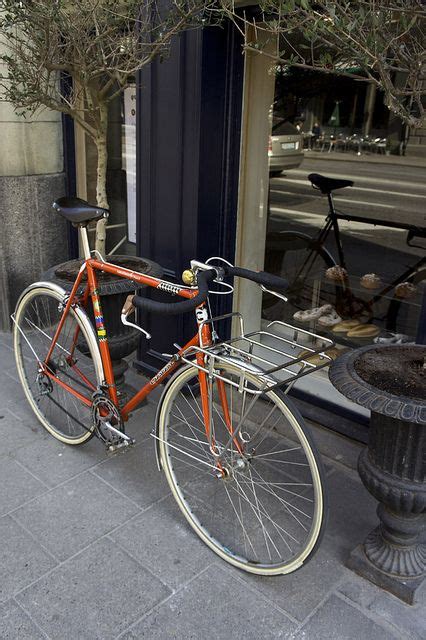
[157,362,327,575]
[14,283,103,444]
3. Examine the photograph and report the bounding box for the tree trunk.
[94,103,109,257]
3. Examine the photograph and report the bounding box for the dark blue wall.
[135,23,244,372]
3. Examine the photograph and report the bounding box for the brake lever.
[120,295,151,340]
[260,284,288,302]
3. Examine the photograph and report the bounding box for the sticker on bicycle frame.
[150,359,175,385]
[157,282,181,295]
[95,316,104,326]
[196,307,208,323]
[97,329,106,337]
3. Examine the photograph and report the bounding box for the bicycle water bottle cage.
[52,197,109,225]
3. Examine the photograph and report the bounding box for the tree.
[223,0,426,128]
[0,0,217,255]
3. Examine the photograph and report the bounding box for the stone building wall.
[0,45,67,330]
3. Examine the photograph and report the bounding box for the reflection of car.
[268,120,304,176]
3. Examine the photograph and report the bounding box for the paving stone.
[338,574,426,640]
[120,565,296,640]
[0,339,17,371]
[229,544,344,623]
[124,399,157,441]
[2,398,39,424]
[0,370,26,404]
[111,495,214,590]
[309,423,363,472]
[0,332,13,347]
[0,371,38,424]
[0,458,47,516]
[13,472,140,561]
[0,515,56,603]
[322,467,377,561]
[297,594,399,639]
[0,408,47,459]
[13,433,109,487]
[17,537,171,640]
[0,600,46,640]
[92,439,170,509]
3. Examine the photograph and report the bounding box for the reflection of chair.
[334,134,349,152]
[348,134,362,155]
[320,135,335,152]
[373,137,387,154]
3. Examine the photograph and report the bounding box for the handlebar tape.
[132,269,216,315]
[132,265,288,316]
[224,265,288,291]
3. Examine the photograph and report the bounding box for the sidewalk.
[0,330,424,640]
[304,149,426,169]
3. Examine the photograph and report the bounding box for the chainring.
[91,393,125,445]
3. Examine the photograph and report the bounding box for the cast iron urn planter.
[329,344,426,604]
[42,255,163,397]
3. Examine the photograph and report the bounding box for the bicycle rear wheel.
[14,283,103,444]
[157,362,327,575]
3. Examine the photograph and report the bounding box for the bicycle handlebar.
[224,265,288,292]
[131,264,288,316]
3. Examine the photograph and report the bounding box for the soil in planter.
[354,346,426,400]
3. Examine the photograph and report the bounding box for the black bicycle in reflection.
[264,173,426,334]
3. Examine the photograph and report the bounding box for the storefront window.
[262,67,426,360]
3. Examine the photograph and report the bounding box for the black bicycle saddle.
[52,197,109,224]
[308,173,354,194]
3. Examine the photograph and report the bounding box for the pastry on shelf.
[317,310,342,327]
[360,273,382,289]
[394,282,417,299]
[297,346,343,367]
[325,265,348,283]
[347,324,380,338]
[293,304,333,323]
[332,319,362,334]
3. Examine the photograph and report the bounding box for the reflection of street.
[268,156,426,282]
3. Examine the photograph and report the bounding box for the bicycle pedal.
[106,437,135,453]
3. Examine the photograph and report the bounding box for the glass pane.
[263,66,426,354]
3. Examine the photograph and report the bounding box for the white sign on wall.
[123,85,137,243]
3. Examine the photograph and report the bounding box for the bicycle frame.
[42,255,214,424]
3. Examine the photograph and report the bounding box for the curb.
[304,150,426,169]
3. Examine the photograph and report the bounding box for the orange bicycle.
[12,196,334,575]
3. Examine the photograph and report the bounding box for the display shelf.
[262,269,424,350]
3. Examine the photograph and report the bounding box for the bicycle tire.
[14,282,103,444]
[263,230,338,321]
[157,361,327,575]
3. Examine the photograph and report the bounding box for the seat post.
[79,224,91,260]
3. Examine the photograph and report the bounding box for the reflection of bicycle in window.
[264,173,426,336]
